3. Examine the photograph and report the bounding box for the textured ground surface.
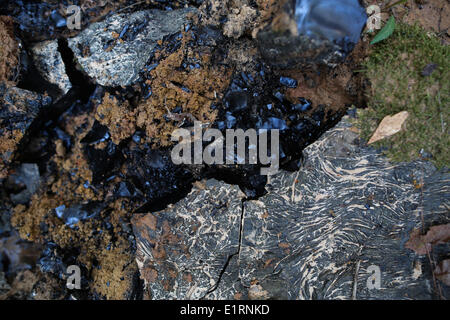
[134,118,450,300]
[0,0,448,300]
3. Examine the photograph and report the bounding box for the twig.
[352,260,361,300]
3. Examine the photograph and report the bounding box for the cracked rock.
[0,83,52,179]
[134,118,449,300]
[132,179,244,299]
[31,40,72,95]
[239,119,449,299]
[68,8,197,87]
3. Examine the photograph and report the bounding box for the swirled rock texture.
[134,118,449,300]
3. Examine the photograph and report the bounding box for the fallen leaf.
[423,224,450,245]
[434,259,450,286]
[405,224,450,255]
[368,111,410,144]
[371,16,396,45]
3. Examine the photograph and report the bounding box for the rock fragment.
[31,40,72,95]
[68,8,197,87]
[133,179,244,299]
[0,83,52,179]
[368,111,409,144]
[6,163,40,205]
[134,118,449,300]
[239,120,449,300]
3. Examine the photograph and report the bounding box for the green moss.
[356,23,449,168]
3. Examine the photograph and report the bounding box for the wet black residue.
[123,147,195,213]
[57,37,95,102]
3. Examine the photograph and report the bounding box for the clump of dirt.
[9,100,140,299]
[135,29,232,147]
[0,269,66,300]
[93,28,232,148]
[0,16,19,83]
[95,93,136,145]
[391,0,450,45]
[11,190,139,299]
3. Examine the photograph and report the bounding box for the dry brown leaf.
[405,224,450,255]
[434,259,450,286]
[368,111,409,144]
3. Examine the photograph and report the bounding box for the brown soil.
[96,28,233,148]
[135,30,232,147]
[392,0,450,44]
[95,93,137,145]
[199,0,287,39]
[0,269,66,300]
[283,40,370,114]
[362,0,449,44]
[0,16,19,83]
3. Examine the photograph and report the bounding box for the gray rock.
[0,83,52,177]
[257,0,366,69]
[53,202,105,228]
[7,163,40,204]
[31,40,72,94]
[68,8,196,87]
[132,179,244,299]
[133,118,449,300]
[240,120,449,300]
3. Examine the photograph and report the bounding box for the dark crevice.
[135,182,194,213]
[57,37,95,102]
[16,49,62,98]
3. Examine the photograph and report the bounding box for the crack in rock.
[203,199,246,298]
[133,117,449,300]
[132,179,245,299]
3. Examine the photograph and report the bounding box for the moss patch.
[356,23,449,168]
